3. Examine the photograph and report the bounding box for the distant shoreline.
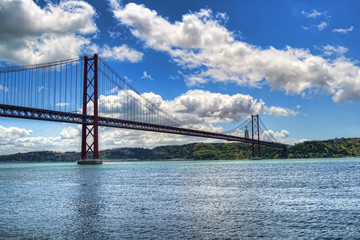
[1,156,359,164]
[1,138,359,162]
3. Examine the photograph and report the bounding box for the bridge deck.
[0,104,287,149]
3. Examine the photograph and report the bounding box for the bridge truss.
[0,54,287,162]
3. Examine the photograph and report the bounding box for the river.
[0,158,359,239]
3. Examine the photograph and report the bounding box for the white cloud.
[37,86,45,92]
[108,31,121,39]
[262,129,307,145]
[110,3,360,103]
[321,45,348,56]
[0,0,142,64]
[0,88,300,154]
[302,26,310,31]
[95,89,297,127]
[317,21,327,31]
[0,0,97,65]
[141,71,153,80]
[165,90,264,124]
[112,4,233,51]
[0,85,9,92]
[301,9,327,18]
[265,106,298,117]
[0,123,305,155]
[98,44,143,62]
[216,12,229,22]
[332,26,354,33]
[0,125,32,142]
[56,102,70,107]
[60,126,81,139]
[0,124,81,154]
[0,123,220,154]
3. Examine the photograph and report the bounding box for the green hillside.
[287,138,360,158]
[0,138,359,162]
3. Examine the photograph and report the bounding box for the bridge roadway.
[0,104,287,149]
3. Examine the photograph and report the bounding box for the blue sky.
[0,0,359,154]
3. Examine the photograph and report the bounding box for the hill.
[287,138,360,158]
[0,138,359,162]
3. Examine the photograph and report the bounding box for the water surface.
[1,158,359,239]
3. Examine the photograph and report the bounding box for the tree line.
[0,138,359,162]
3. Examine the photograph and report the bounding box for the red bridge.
[0,54,287,163]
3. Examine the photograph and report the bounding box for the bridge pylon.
[78,54,102,164]
[251,114,261,159]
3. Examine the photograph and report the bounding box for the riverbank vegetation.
[0,138,359,162]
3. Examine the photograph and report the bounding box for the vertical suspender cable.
[65,63,68,112]
[12,70,15,106]
[0,71,2,104]
[75,61,78,112]
[29,69,32,107]
[8,70,11,105]
[47,67,50,109]
[80,60,83,113]
[60,64,62,111]
[54,65,56,111]
[19,70,26,106]
[5,70,8,104]
[17,69,19,106]
[41,67,44,109]
[34,67,37,108]
[70,62,73,112]
[9,70,12,105]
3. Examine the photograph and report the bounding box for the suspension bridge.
[0,54,287,164]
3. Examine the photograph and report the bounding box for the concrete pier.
[77,159,103,164]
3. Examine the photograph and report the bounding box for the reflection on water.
[71,166,107,239]
[0,159,360,239]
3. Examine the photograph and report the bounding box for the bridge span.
[0,54,287,163]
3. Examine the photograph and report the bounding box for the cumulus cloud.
[165,90,264,124]
[99,125,224,151]
[265,106,298,117]
[97,44,143,62]
[0,123,305,155]
[110,3,360,103]
[332,26,354,33]
[0,124,80,154]
[262,129,307,145]
[0,0,96,64]
[60,126,81,139]
[112,4,233,52]
[0,0,143,65]
[0,122,304,155]
[0,125,32,142]
[0,123,223,154]
[95,89,297,127]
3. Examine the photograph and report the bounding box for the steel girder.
[0,104,288,149]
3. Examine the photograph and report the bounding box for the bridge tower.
[78,54,101,164]
[251,114,261,159]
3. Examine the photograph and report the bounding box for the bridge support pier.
[78,54,102,165]
[280,147,288,159]
[77,159,103,164]
[251,114,261,160]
